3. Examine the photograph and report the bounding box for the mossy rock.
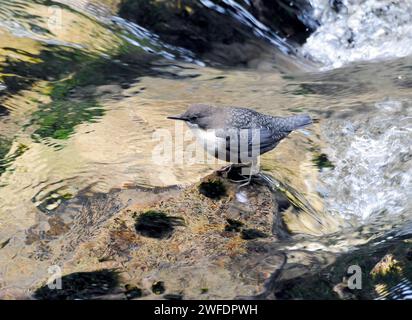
[151,281,165,295]
[198,180,226,199]
[0,137,12,174]
[274,238,412,300]
[241,228,268,240]
[134,210,185,239]
[0,139,28,175]
[30,100,104,140]
[225,219,244,232]
[312,152,334,171]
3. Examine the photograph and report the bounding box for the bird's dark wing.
[215,127,290,161]
[258,127,291,154]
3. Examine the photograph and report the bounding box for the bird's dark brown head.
[167,104,225,129]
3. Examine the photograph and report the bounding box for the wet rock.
[52,171,279,299]
[250,0,317,42]
[370,254,402,278]
[117,0,314,66]
[273,237,412,299]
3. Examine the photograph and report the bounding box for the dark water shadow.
[33,269,119,300]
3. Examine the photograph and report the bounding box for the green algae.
[240,228,268,240]
[134,210,185,239]
[198,180,227,199]
[225,219,244,233]
[0,139,28,176]
[30,100,104,140]
[0,137,12,175]
[312,152,335,171]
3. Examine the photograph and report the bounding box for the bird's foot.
[218,163,257,188]
[217,164,234,174]
[217,163,250,173]
[228,170,254,188]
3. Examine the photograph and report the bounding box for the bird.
[168,104,312,185]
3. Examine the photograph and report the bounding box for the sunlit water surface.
[0,0,411,296]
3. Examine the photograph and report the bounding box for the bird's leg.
[236,161,256,188]
[217,164,234,174]
[218,163,248,178]
[226,161,256,187]
[237,171,253,188]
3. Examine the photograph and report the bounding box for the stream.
[0,0,411,299]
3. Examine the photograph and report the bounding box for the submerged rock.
[38,171,281,299]
[274,237,412,300]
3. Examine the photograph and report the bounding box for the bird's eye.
[189,116,198,122]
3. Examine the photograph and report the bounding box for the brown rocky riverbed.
[20,169,412,300]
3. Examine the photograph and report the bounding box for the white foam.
[320,99,412,221]
[303,0,412,69]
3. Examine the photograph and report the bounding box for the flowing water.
[0,0,411,298]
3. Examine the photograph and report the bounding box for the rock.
[117,0,315,66]
[41,170,281,299]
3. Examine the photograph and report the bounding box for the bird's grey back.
[223,106,312,132]
[185,104,312,162]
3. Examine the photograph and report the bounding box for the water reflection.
[0,0,411,298]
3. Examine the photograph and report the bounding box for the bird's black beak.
[167,115,189,121]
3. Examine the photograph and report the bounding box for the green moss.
[0,137,12,174]
[134,210,185,239]
[199,180,226,199]
[225,219,244,232]
[0,139,28,175]
[30,100,104,140]
[312,152,334,171]
[240,228,268,240]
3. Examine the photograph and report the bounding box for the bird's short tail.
[284,114,312,131]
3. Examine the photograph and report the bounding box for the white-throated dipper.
[168,104,312,185]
